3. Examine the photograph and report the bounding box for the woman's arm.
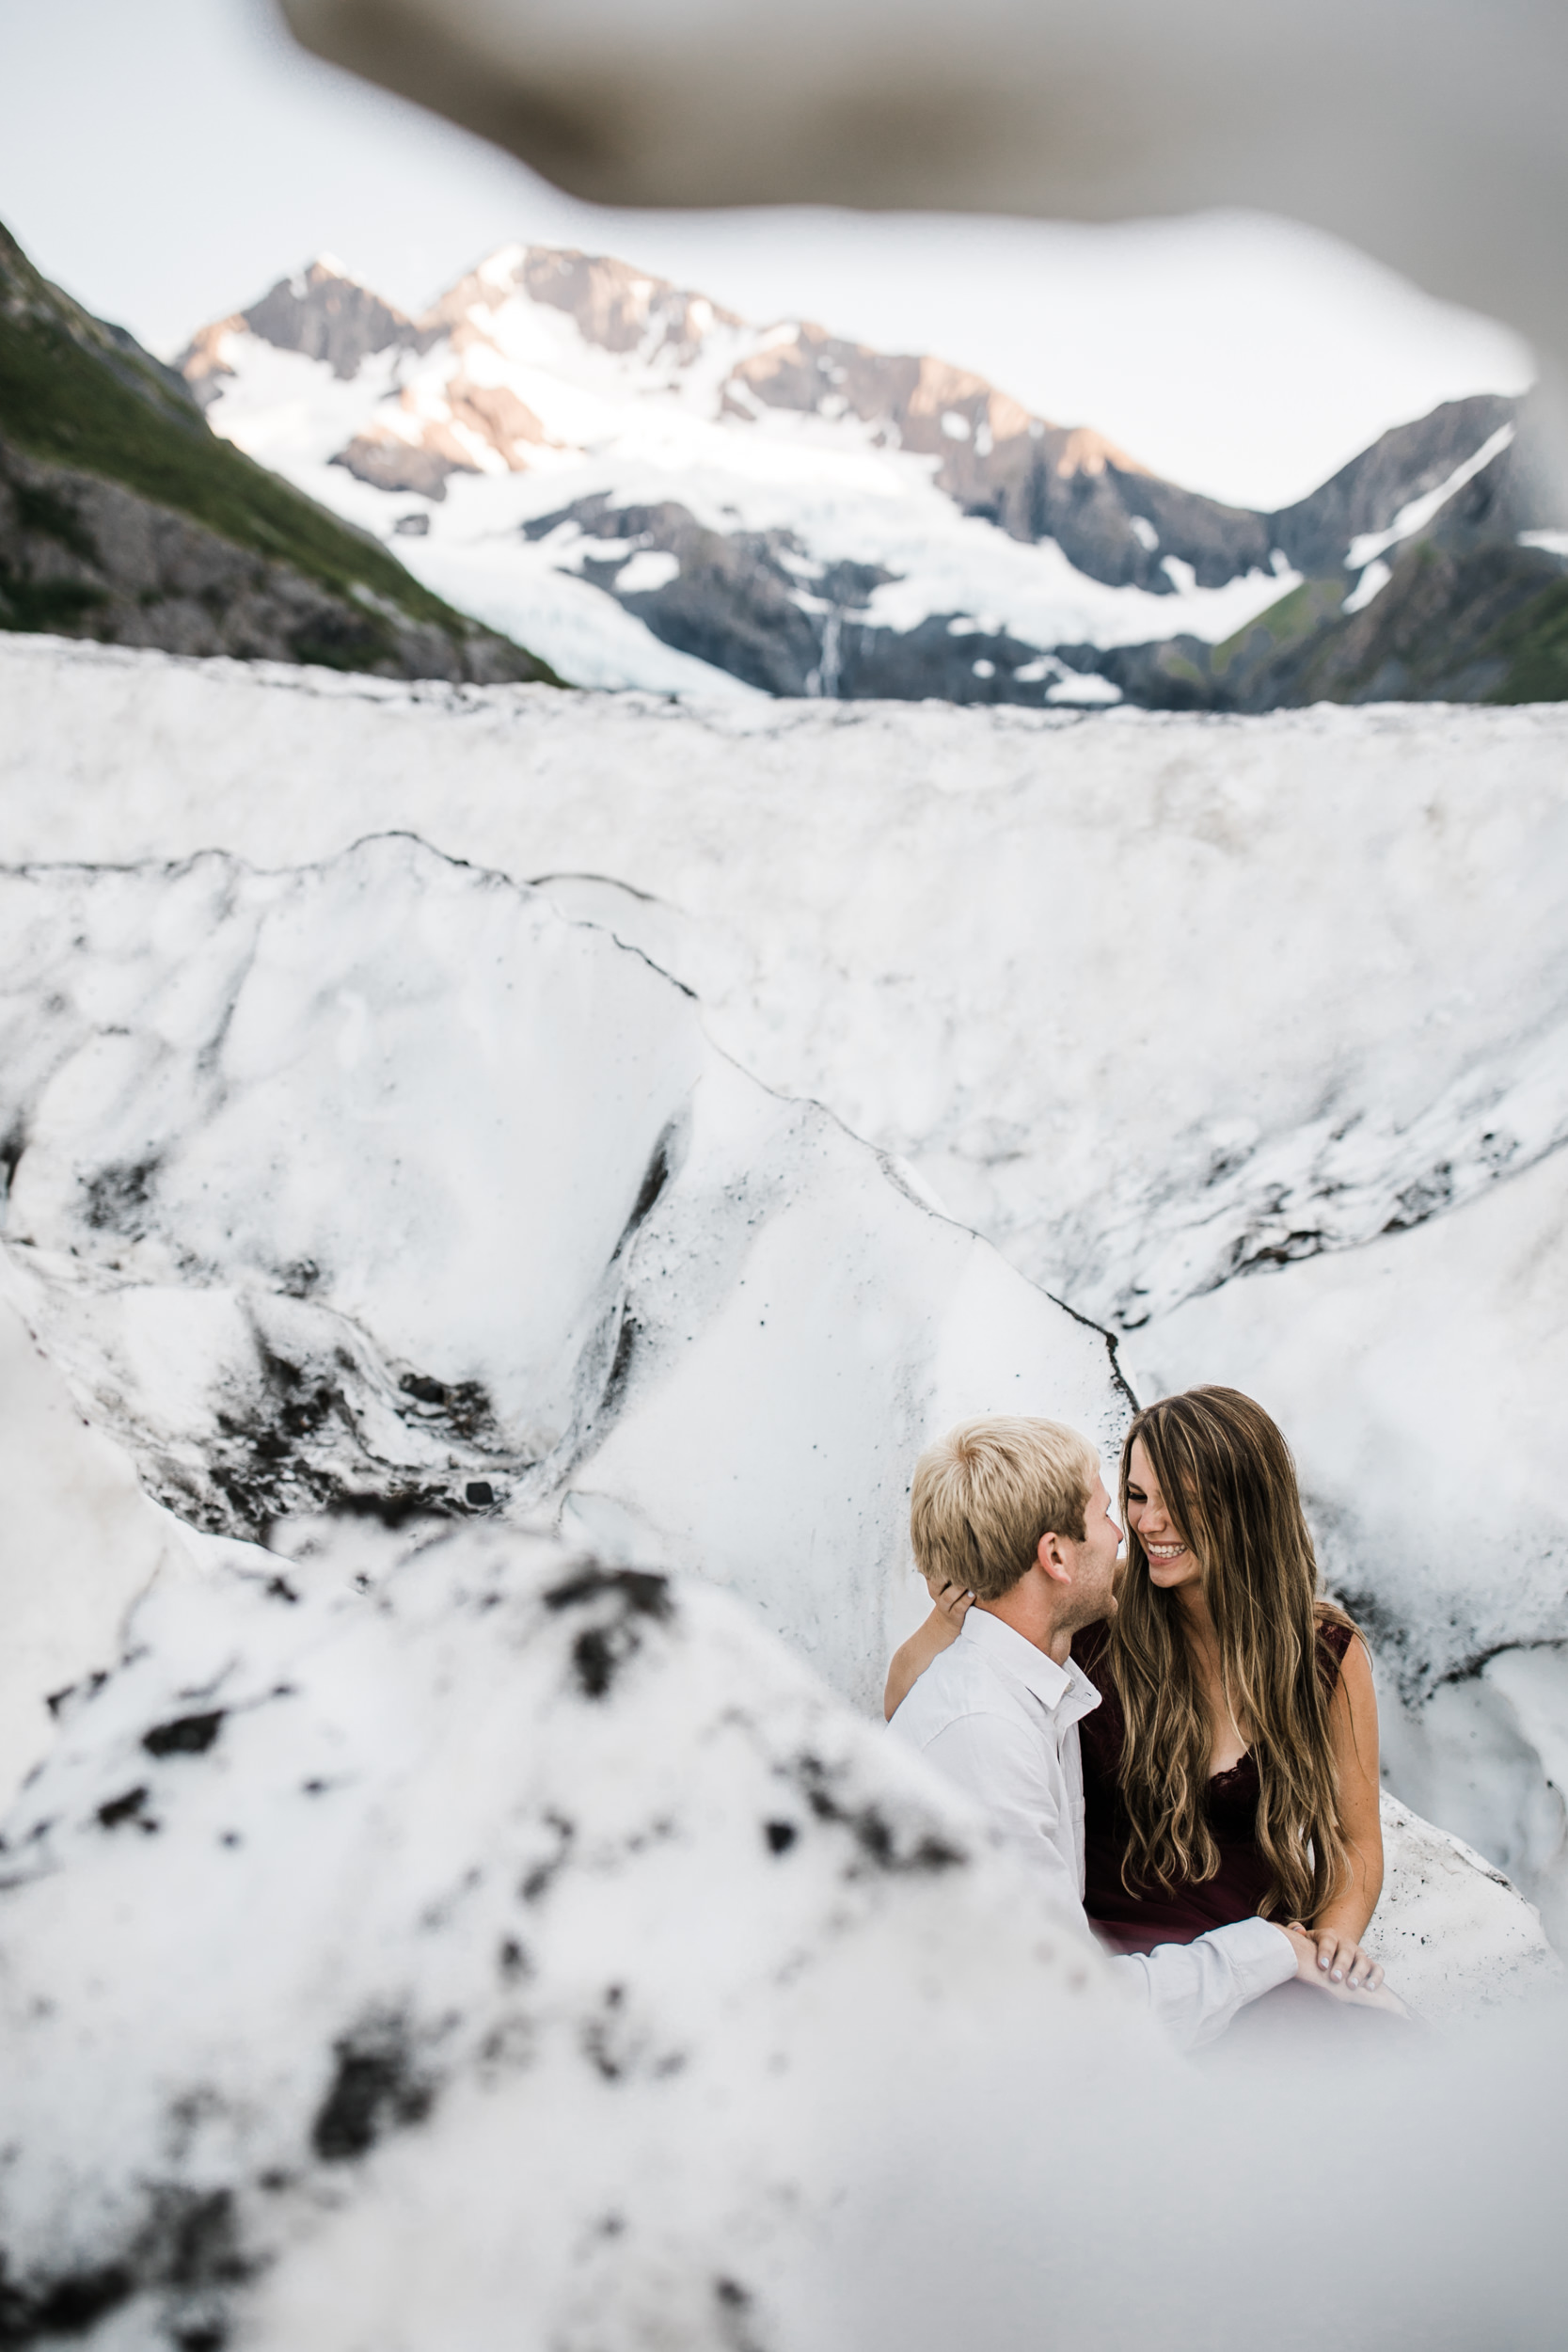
[1306,1634,1386,1982]
[882,1580,971,1720]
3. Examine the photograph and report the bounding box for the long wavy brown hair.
[1108,1386,1354,1923]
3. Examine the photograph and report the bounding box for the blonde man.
[885,1416,1326,2053]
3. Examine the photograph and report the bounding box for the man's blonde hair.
[911,1416,1101,1603]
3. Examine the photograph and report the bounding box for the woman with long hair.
[884,1385,1386,1991]
[1075,1386,1383,1983]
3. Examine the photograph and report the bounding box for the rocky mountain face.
[182,242,1566,704]
[1101,397,1568,708]
[717,317,1272,592]
[0,431,548,678]
[0,225,559,683]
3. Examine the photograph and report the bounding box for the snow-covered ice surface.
[0,811,1552,2007]
[2,645,1564,1778]
[1368,1794,1562,2010]
[5,642,1565,1331]
[1126,1141,1568,1944]
[1126,1148,1568,1693]
[0,1292,195,1803]
[0,834,1126,1716]
[1,1503,1562,2350]
[3,638,1568,2342]
[0,1508,1148,2348]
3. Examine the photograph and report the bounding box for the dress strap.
[1313,1613,1355,1692]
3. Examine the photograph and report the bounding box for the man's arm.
[901,1711,1087,1916]
[899,1708,1297,2052]
[1114,1920,1297,2052]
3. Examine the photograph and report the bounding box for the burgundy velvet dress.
[1076,1614,1354,1954]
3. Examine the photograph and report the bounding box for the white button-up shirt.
[887,1606,1295,2051]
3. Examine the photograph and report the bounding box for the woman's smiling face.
[1125,1435,1202,1593]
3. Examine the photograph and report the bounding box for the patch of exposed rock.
[0,219,560,684]
[0,436,542,681]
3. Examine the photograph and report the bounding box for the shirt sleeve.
[916,1711,1087,1921]
[900,1705,1297,2054]
[1109,1916,1298,2053]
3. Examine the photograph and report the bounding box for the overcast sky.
[0,0,1535,510]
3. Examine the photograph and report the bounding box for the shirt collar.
[959,1605,1101,1721]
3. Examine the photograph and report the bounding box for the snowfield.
[181,249,1310,697]
[2,1501,1560,2349]
[2,634,1567,2343]
[1127,1139,1568,1947]
[0,1504,1161,2347]
[0,832,1125,1719]
[5,640,1564,1331]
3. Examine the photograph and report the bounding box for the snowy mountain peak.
[296,250,353,291]
[184,241,1110,480]
[178,243,1553,704]
[182,255,424,403]
[499,245,743,360]
[250,256,420,377]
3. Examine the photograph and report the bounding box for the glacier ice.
[0,832,1124,1713]
[6,641,1565,1332]
[0,1508,1149,2348]
[1126,1141,1568,1942]
[0,1292,194,1802]
[3,640,1565,1849]
[2,637,1567,2342]
[0,1502,1560,2349]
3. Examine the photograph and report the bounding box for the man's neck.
[976,1585,1073,1666]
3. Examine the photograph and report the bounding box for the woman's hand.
[927,1573,974,1630]
[1300,1924,1383,1992]
[1281,1925,1407,2015]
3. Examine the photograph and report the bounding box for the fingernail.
[1332,1969,1343,1981]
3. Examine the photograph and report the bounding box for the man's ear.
[1036,1529,1072,1585]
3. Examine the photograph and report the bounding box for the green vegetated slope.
[1207,543,1568,708]
[1478,576,1568,703]
[1115,410,1568,712]
[0,221,562,683]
